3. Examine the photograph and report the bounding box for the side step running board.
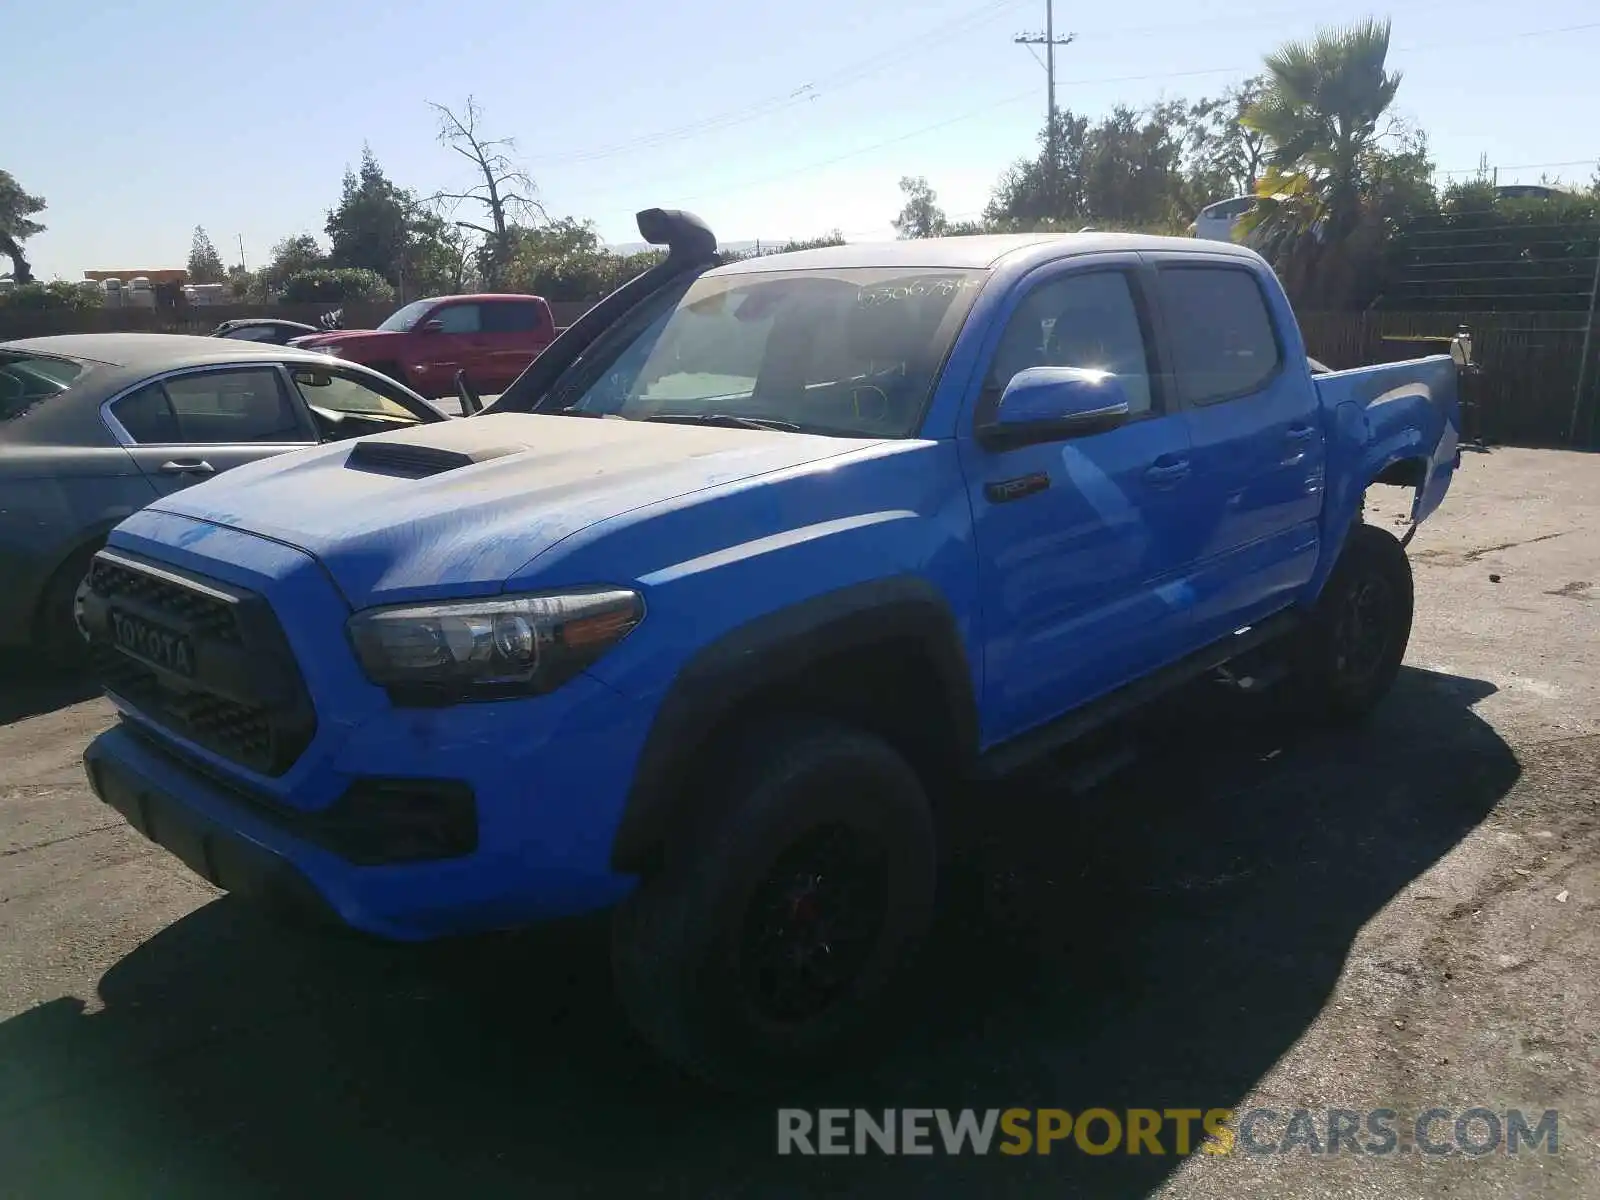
[975,610,1303,781]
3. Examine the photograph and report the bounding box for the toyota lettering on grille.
[110,611,196,677]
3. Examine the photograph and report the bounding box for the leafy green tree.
[892,177,948,239]
[775,232,847,252]
[1187,77,1269,202]
[187,226,227,283]
[268,234,326,282]
[985,106,1195,231]
[1239,19,1435,306]
[281,267,393,304]
[326,146,419,286]
[0,281,102,311]
[0,170,46,284]
[983,111,1089,227]
[501,216,662,300]
[1079,102,1190,227]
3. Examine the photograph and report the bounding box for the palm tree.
[1238,19,1405,301]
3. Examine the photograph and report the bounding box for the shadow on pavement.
[0,666,1517,1199]
[0,654,100,724]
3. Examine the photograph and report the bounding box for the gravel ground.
[0,446,1594,1199]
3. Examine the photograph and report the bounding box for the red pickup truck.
[291,293,557,399]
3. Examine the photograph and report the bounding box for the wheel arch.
[610,576,979,874]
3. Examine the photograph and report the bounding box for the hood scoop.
[345,437,528,479]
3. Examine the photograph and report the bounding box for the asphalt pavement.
[0,446,1595,1199]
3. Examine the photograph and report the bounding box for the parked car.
[1190,195,1255,241]
[0,333,448,662]
[289,293,558,399]
[210,318,322,345]
[80,209,1462,1090]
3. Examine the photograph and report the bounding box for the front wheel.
[35,542,103,670]
[611,717,936,1092]
[1296,523,1415,722]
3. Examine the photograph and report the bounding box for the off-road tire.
[1297,522,1414,722]
[611,716,936,1092]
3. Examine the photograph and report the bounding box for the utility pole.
[1015,2,1075,221]
[236,234,247,274]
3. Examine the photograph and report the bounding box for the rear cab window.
[0,352,88,419]
[1154,266,1282,404]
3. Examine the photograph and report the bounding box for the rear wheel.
[1297,523,1414,722]
[611,717,936,1092]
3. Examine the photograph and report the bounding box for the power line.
[536,13,1598,178]
[1435,159,1598,177]
[556,18,1600,215]
[665,90,1040,206]
[528,0,1031,167]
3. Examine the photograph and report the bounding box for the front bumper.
[86,728,339,926]
[85,511,655,941]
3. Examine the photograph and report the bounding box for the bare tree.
[425,97,544,289]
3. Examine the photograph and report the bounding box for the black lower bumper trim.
[86,738,339,927]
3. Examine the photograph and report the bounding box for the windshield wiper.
[642,413,801,432]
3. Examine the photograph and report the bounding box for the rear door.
[105,364,317,495]
[1144,257,1325,641]
[478,299,554,393]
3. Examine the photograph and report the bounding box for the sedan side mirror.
[976,367,1131,451]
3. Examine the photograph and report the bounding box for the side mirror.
[454,369,482,416]
[419,319,445,334]
[976,367,1131,451]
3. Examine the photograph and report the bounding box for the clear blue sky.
[6,0,1597,279]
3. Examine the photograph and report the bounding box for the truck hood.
[147,413,882,608]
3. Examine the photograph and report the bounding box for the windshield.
[551,266,988,437]
[0,352,86,419]
[377,299,436,333]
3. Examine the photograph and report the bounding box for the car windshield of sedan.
[377,299,437,333]
[0,352,86,419]
[556,266,989,437]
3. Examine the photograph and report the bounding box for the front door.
[1143,258,1325,642]
[957,259,1199,745]
[420,301,488,393]
[105,365,317,496]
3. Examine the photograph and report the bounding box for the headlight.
[347,587,644,704]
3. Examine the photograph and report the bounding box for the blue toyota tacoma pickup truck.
[80,209,1461,1087]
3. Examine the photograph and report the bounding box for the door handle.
[1283,424,1317,464]
[158,460,215,475]
[1144,457,1191,488]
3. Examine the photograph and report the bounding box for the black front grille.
[84,550,316,776]
[89,557,241,644]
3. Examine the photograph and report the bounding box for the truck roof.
[710,232,1265,275]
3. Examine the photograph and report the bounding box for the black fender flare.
[609,576,979,873]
